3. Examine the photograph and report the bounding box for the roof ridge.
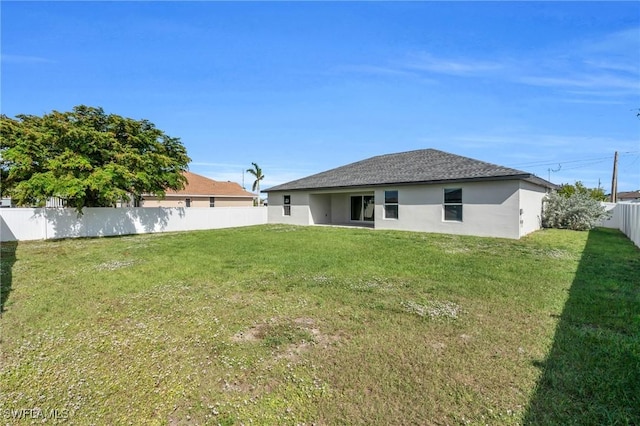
[265,148,554,192]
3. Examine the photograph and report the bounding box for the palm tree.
[246,162,264,206]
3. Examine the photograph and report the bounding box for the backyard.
[1,225,638,425]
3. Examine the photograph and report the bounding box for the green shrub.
[542,192,609,231]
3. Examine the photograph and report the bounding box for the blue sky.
[2,2,639,192]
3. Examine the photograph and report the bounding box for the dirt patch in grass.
[232,317,339,361]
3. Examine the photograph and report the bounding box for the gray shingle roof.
[265,149,555,192]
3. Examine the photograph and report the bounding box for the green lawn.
[1,225,638,425]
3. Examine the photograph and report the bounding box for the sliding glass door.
[350,195,374,222]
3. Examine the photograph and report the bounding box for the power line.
[508,151,639,169]
[510,155,613,168]
[561,158,611,171]
[621,154,639,169]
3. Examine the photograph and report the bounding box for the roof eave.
[265,174,556,192]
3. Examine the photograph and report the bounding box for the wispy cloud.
[431,132,638,189]
[583,60,638,74]
[555,98,626,106]
[1,54,53,64]
[402,52,504,76]
[332,52,502,81]
[583,27,640,56]
[420,132,638,164]
[332,64,418,78]
[337,27,639,102]
[519,74,639,91]
[517,26,640,97]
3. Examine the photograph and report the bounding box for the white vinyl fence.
[601,203,640,248]
[0,207,268,242]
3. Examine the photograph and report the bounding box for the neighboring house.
[617,191,640,203]
[142,171,255,208]
[264,149,557,239]
[1,196,65,208]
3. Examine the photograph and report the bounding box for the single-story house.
[142,171,256,208]
[264,149,557,239]
[617,191,640,203]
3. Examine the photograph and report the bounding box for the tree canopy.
[556,181,607,201]
[0,106,190,212]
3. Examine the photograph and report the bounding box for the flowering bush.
[542,191,609,231]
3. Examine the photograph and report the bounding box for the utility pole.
[610,151,618,203]
[548,164,561,182]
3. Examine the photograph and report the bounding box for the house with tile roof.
[264,149,557,239]
[142,171,256,208]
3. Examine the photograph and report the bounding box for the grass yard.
[1,225,638,425]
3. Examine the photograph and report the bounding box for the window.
[350,195,374,221]
[283,195,291,216]
[384,190,398,219]
[185,198,191,208]
[209,197,215,208]
[443,188,462,221]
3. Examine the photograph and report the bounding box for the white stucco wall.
[309,194,332,224]
[267,192,312,226]
[518,181,549,237]
[330,194,350,224]
[269,190,377,226]
[373,180,522,239]
[267,180,544,239]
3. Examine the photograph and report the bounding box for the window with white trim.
[283,195,291,216]
[443,188,462,221]
[209,197,215,208]
[384,190,398,219]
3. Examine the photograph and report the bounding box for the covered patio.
[308,191,376,227]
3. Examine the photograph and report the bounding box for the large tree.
[557,181,607,201]
[0,105,190,212]
[246,162,264,206]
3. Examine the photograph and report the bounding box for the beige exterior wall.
[215,197,254,207]
[142,196,252,208]
[141,197,184,208]
[267,179,548,239]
